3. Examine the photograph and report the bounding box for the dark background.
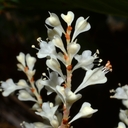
[0,0,128,128]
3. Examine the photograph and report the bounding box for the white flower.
[117,122,126,128]
[56,86,82,107]
[71,16,91,42]
[16,52,25,67]
[40,71,64,95]
[67,39,80,62]
[17,52,36,70]
[35,102,59,128]
[37,39,57,60]
[16,52,36,78]
[46,58,65,80]
[26,54,36,70]
[1,79,28,97]
[61,11,74,26]
[18,90,37,102]
[52,35,66,54]
[35,78,45,94]
[45,12,61,27]
[69,102,98,124]
[73,50,100,71]
[74,66,107,94]
[110,87,128,100]
[45,12,65,34]
[65,87,82,106]
[122,100,128,108]
[119,109,128,126]
[46,26,62,40]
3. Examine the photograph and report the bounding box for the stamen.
[102,61,112,73]
[31,45,39,51]
[105,60,112,72]
[42,72,49,79]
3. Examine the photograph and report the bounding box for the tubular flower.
[36,38,58,60]
[45,12,65,34]
[74,61,112,94]
[69,102,98,124]
[46,58,65,80]
[71,16,91,42]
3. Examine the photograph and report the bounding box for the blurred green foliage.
[0,0,128,17]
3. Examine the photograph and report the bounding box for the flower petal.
[69,102,97,124]
[71,16,91,42]
[16,52,26,67]
[74,67,107,93]
[61,11,74,26]
[46,58,65,80]
[26,54,36,70]
[18,90,37,102]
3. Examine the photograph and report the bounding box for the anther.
[31,45,39,51]
[37,37,42,42]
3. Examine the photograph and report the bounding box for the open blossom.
[73,50,99,71]
[74,66,107,94]
[0,11,112,128]
[37,38,57,60]
[110,87,128,100]
[40,71,64,95]
[1,79,28,97]
[35,102,59,128]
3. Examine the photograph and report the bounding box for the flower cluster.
[110,84,128,128]
[0,11,112,128]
